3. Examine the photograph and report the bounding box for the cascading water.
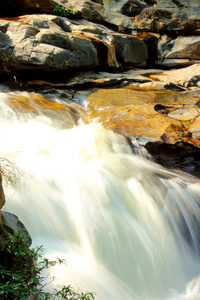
[0,88,200,300]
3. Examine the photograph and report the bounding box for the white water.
[0,90,200,300]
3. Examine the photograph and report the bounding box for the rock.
[189,116,200,140]
[134,7,200,35]
[119,0,148,17]
[156,59,198,68]
[151,64,200,87]
[135,32,159,67]
[161,123,190,144]
[59,0,136,31]
[58,17,148,66]
[1,212,31,245]
[112,34,148,66]
[26,69,162,90]
[0,18,106,75]
[61,0,105,22]
[85,86,189,141]
[157,0,200,8]
[0,15,148,77]
[145,141,200,177]
[85,84,200,159]
[163,83,186,92]
[157,35,200,64]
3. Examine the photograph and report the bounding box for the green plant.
[53,4,79,18]
[0,231,95,300]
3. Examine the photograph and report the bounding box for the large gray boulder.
[0,15,147,76]
[159,36,200,60]
[58,0,136,31]
[112,34,147,66]
[156,35,200,67]
[134,6,200,35]
[0,17,113,74]
[157,0,200,8]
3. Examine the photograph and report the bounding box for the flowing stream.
[0,88,200,300]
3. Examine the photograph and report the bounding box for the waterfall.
[0,89,200,300]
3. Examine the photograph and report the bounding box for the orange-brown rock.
[3,92,86,128]
[85,86,200,144]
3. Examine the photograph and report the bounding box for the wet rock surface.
[84,75,200,177]
[1,91,86,128]
[0,0,200,178]
[145,141,200,178]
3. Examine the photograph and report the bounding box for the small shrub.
[0,231,95,300]
[53,4,79,18]
[0,157,23,189]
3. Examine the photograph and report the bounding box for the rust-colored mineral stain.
[148,73,165,81]
[0,16,26,22]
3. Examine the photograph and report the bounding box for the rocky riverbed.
[0,0,200,179]
[1,1,200,296]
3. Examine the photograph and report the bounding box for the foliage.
[53,4,79,18]
[0,231,95,300]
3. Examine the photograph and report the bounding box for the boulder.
[157,35,200,67]
[151,63,200,87]
[85,87,188,141]
[135,32,159,67]
[85,85,200,176]
[55,17,147,67]
[85,81,200,139]
[0,18,106,75]
[0,0,136,33]
[157,0,200,8]
[0,15,148,77]
[134,7,200,35]
[112,34,148,66]
[58,0,136,31]
[1,212,31,245]
[119,0,148,17]
[145,141,200,177]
